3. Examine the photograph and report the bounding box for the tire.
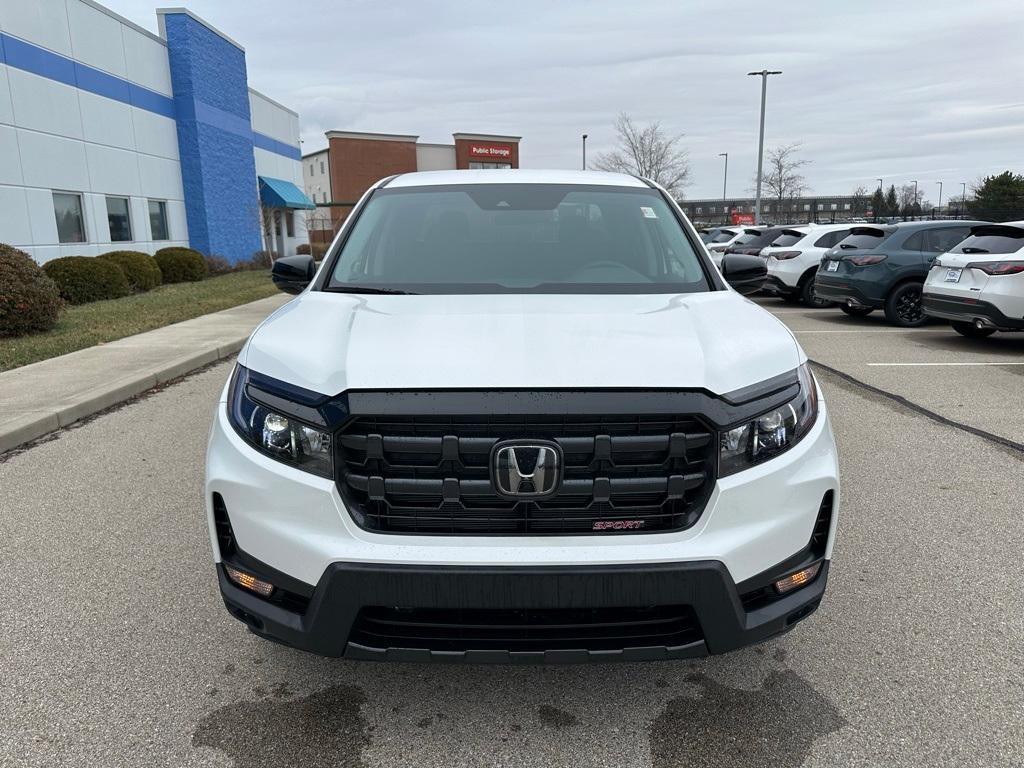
[840,304,874,317]
[951,321,996,338]
[884,282,927,327]
[800,275,834,308]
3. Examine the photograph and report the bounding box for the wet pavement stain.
[537,705,578,729]
[193,684,368,768]
[650,672,846,768]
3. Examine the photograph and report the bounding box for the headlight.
[227,366,332,477]
[719,363,818,477]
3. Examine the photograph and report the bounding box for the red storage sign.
[468,143,513,160]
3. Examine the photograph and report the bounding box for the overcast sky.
[104,0,1024,201]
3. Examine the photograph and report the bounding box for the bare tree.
[593,113,691,196]
[850,185,869,216]
[898,184,924,217]
[760,143,809,213]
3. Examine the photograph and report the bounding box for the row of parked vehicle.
[699,220,1024,336]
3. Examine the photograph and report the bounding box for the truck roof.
[385,169,650,188]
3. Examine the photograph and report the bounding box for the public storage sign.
[469,143,514,159]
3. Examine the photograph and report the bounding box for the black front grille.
[335,413,717,535]
[349,605,703,652]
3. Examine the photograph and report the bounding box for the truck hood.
[240,291,803,396]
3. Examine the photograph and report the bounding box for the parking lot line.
[790,329,948,334]
[866,361,1024,366]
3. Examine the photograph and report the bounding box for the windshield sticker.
[640,206,658,219]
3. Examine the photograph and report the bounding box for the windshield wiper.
[327,285,419,295]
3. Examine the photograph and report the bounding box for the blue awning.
[258,176,315,210]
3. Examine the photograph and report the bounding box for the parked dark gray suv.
[814,221,983,326]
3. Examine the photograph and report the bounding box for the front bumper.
[207,379,840,661]
[218,552,830,661]
[922,293,1024,331]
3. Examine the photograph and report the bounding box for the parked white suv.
[763,224,851,306]
[205,170,840,662]
[923,221,1024,337]
[706,227,764,268]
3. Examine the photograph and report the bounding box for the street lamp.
[582,134,588,171]
[876,178,883,223]
[961,182,967,217]
[748,69,782,225]
[911,180,918,219]
[936,181,943,214]
[718,152,728,201]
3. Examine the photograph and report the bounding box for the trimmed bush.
[204,254,234,276]
[311,243,328,260]
[97,250,162,292]
[154,247,208,283]
[43,256,130,305]
[296,243,311,255]
[0,244,63,337]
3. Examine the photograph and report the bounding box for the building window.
[53,192,86,244]
[106,196,132,242]
[320,161,325,174]
[830,203,838,211]
[844,203,851,210]
[803,204,811,211]
[696,207,703,214]
[285,210,295,237]
[764,205,771,213]
[709,206,716,213]
[148,200,169,241]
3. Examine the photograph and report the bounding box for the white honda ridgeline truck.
[205,170,839,662]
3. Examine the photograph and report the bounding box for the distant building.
[302,131,521,240]
[680,195,870,225]
[0,2,311,263]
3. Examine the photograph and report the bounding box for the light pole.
[718,152,728,201]
[581,134,587,170]
[960,181,967,217]
[911,180,918,219]
[748,69,782,225]
[876,178,883,222]
[936,181,943,214]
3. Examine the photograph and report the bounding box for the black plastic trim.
[217,554,830,662]
[922,294,1024,329]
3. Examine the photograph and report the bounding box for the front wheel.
[884,282,927,327]
[801,276,834,307]
[840,304,874,317]
[951,321,996,338]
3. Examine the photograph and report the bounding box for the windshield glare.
[327,184,711,294]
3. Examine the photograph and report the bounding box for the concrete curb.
[0,294,288,455]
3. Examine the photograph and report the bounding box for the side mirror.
[271,255,316,295]
[720,253,767,295]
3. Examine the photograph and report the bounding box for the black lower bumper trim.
[813,278,881,308]
[218,555,829,662]
[762,275,798,296]
[922,294,1024,330]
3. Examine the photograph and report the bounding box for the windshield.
[835,227,892,250]
[769,230,806,247]
[950,229,1024,255]
[327,184,711,294]
[740,228,789,249]
[709,229,739,243]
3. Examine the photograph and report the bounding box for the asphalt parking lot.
[2,299,1022,768]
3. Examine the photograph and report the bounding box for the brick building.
[302,131,521,239]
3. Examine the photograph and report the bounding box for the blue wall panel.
[163,13,262,263]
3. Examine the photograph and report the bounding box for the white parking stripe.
[791,329,948,334]
[867,362,1024,367]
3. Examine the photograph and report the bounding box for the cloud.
[102,0,1024,197]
